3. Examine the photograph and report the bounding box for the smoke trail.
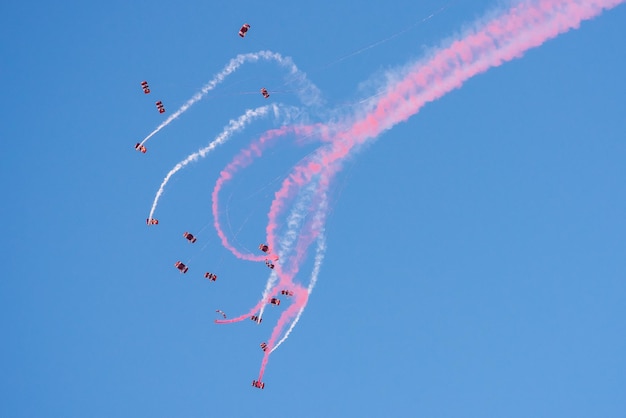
[139,51,322,146]
[335,0,625,148]
[270,232,326,354]
[147,106,272,221]
[256,183,330,377]
[221,173,326,323]
[210,124,321,261]
[258,180,319,318]
[212,141,329,328]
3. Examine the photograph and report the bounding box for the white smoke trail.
[258,179,319,319]
[271,231,326,353]
[147,106,271,221]
[139,50,321,146]
[270,191,328,353]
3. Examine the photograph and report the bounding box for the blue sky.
[1,1,625,417]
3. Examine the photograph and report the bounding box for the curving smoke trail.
[147,106,273,222]
[257,179,321,319]
[138,50,322,146]
[215,170,327,326]
[270,232,326,354]
[210,124,322,261]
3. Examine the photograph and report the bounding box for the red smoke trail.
[211,0,624,384]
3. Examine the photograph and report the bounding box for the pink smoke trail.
[147,106,272,223]
[257,286,309,379]
[211,124,320,261]
[336,0,624,147]
[214,179,326,329]
[214,298,268,325]
[271,233,327,354]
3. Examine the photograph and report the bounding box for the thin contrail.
[316,4,449,72]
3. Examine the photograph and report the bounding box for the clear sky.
[1,1,625,417]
